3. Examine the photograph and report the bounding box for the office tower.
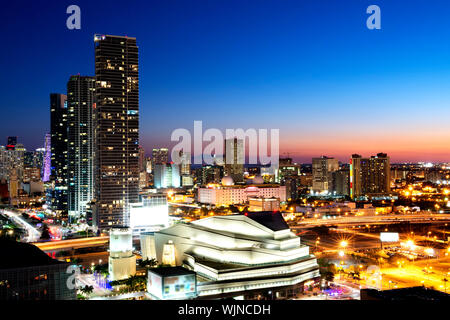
[201,165,223,185]
[94,35,139,231]
[331,169,350,196]
[153,163,180,188]
[23,151,35,168]
[179,151,191,175]
[350,153,391,199]
[67,75,96,222]
[179,151,193,187]
[152,148,169,167]
[34,148,45,170]
[278,158,301,182]
[6,136,17,150]
[8,169,18,199]
[312,156,339,194]
[138,146,146,173]
[145,156,152,173]
[42,134,51,182]
[224,138,244,183]
[50,93,68,216]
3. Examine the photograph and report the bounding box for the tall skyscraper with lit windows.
[312,156,339,194]
[50,93,68,216]
[67,75,96,222]
[93,35,139,231]
[350,153,390,199]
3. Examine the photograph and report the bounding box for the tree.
[443,278,448,293]
[139,258,158,268]
[79,285,94,296]
[93,264,109,277]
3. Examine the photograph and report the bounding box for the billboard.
[380,232,399,242]
[162,274,196,299]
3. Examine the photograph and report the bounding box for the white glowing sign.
[380,232,399,242]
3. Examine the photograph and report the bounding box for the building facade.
[93,35,140,231]
[49,93,68,216]
[312,156,339,194]
[224,138,244,183]
[350,153,391,199]
[153,212,320,299]
[198,183,286,206]
[67,75,96,222]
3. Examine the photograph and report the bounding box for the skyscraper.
[94,35,139,231]
[50,93,68,216]
[42,134,51,182]
[224,138,244,183]
[153,163,181,188]
[67,75,96,222]
[6,136,17,150]
[152,148,169,167]
[350,153,391,199]
[312,156,339,194]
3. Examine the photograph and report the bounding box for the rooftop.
[148,266,196,277]
[243,211,289,232]
[0,239,62,270]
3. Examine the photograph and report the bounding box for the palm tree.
[442,278,448,293]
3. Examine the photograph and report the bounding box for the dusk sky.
[2,0,450,163]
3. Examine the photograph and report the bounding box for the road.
[2,209,40,242]
[379,257,450,293]
[32,236,109,252]
[293,213,450,229]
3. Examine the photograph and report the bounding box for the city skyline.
[3,1,450,163]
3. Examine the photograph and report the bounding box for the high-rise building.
[350,153,391,199]
[179,151,193,187]
[67,75,96,222]
[312,156,339,194]
[331,169,350,196]
[179,151,191,176]
[152,148,169,167]
[277,157,301,183]
[138,146,146,173]
[93,35,140,231]
[6,136,17,150]
[50,93,68,216]
[42,134,51,182]
[224,138,244,183]
[201,165,223,185]
[153,163,180,188]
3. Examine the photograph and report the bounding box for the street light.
[340,240,348,248]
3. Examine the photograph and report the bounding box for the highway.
[2,209,40,242]
[32,236,109,252]
[293,213,450,229]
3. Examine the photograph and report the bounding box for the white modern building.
[153,212,320,299]
[153,163,180,188]
[129,193,169,234]
[108,227,136,281]
[198,177,286,206]
[140,232,157,261]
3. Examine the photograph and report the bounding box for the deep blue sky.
[2,0,450,162]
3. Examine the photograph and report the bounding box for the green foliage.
[138,258,158,268]
[94,264,109,277]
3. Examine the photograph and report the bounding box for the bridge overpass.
[32,236,109,253]
[292,214,450,229]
